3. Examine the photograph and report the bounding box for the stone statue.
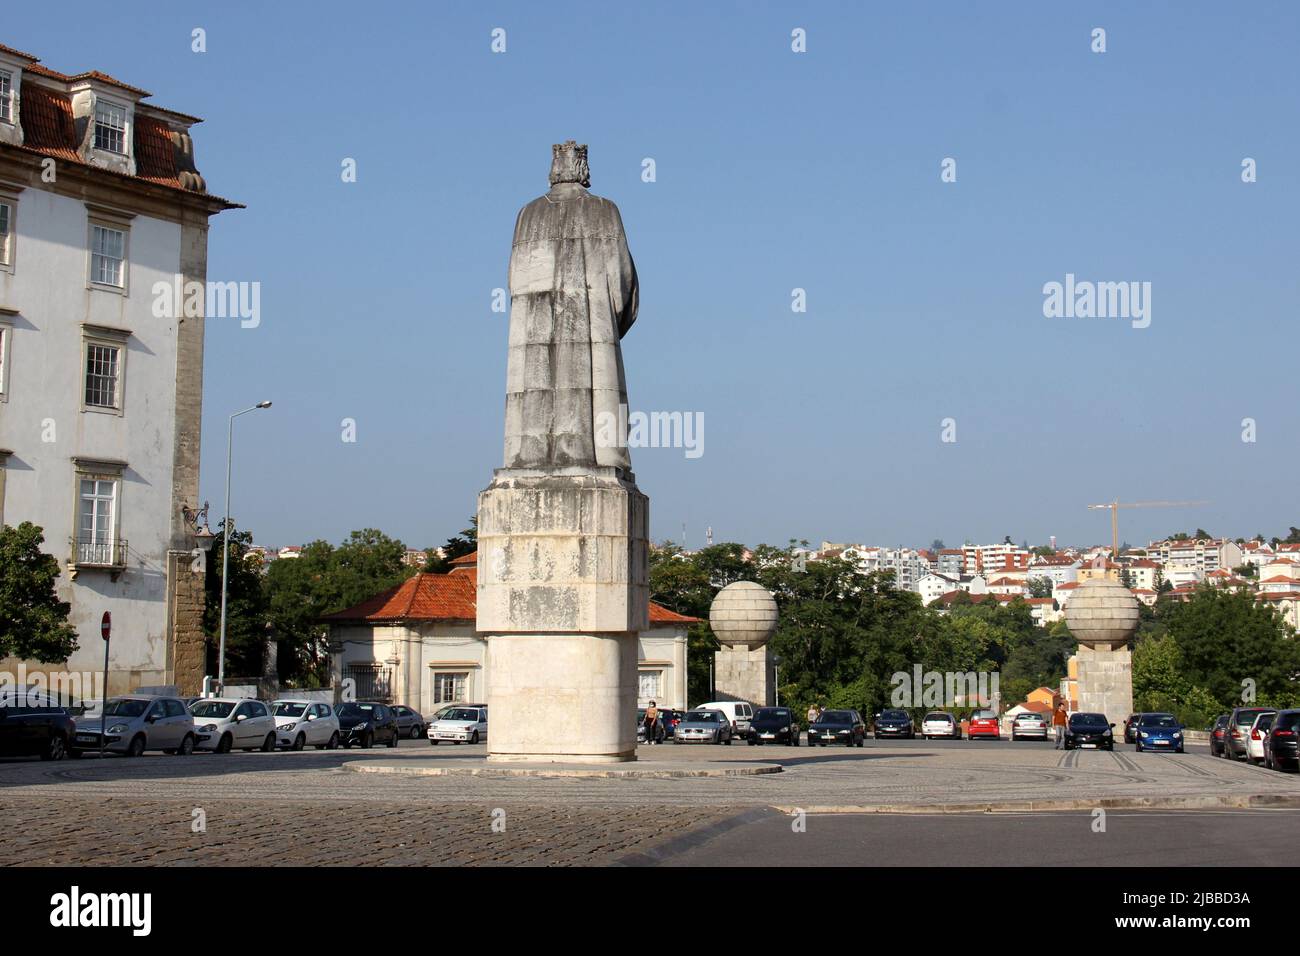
[503,140,638,473]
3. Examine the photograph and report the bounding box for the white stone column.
[477,466,648,763]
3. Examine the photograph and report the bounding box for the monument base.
[484,632,638,763]
[714,644,774,707]
[1076,644,1133,724]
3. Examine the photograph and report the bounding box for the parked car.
[74,695,197,757]
[0,701,76,761]
[748,706,801,746]
[636,708,682,743]
[1209,714,1230,757]
[271,699,340,750]
[695,701,754,740]
[191,698,278,753]
[966,709,1001,740]
[672,709,733,744]
[1264,709,1300,771]
[1122,713,1150,745]
[1226,707,1275,760]
[872,708,914,739]
[1246,711,1277,765]
[337,701,401,748]
[1133,712,1185,753]
[427,705,487,745]
[1063,712,1114,750]
[1011,712,1049,741]
[390,705,426,739]
[921,712,962,740]
[808,709,866,747]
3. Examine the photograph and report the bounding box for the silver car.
[672,709,733,744]
[191,698,278,753]
[71,695,196,757]
[1011,712,1049,741]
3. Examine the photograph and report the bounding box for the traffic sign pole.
[100,612,111,760]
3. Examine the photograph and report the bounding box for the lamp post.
[217,401,272,690]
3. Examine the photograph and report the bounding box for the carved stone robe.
[503,183,638,472]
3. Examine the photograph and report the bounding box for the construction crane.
[1087,500,1210,558]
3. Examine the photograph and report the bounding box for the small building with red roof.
[324,552,700,712]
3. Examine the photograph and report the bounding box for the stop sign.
[101,611,111,641]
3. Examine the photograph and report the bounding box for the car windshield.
[753,709,789,721]
[1017,714,1043,721]
[99,698,150,718]
[971,711,996,720]
[190,700,235,719]
[1139,714,1177,728]
[880,710,908,720]
[1236,711,1269,725]
[272,702,308,717]
[337,703,377,719]
[819,711,853,724]
[441,709,480,722]
[924,714,952,723]
[686,711,720,723]
[1257,714,1276,729]
[1070,714,1107,727]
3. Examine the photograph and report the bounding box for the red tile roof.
[323,565,701,625]
[449,552,478,566]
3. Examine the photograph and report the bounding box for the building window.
[84,342,121,409]
[77,477,118,566]
[90,224,126,287]
[0,71,10,124]
[0,201,11,267]
[94,100,127,154]
[434,672,468,704]
[638,670,662,700]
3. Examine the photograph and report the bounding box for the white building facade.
[0,45,236,694]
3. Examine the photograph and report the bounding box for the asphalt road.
[629,807,1300,866]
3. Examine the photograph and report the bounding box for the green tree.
[203,524,269,678]
[424,517,477,573]
[266,529,415,685]
[0,522,78,662]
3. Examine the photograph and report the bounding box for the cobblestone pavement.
[4,738,1297,865]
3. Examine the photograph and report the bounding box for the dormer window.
[0,71,11,123]
[94,100,127,154]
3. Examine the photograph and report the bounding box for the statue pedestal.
[714,644,774,707]
[477,467,648,763]
[1076,644,1133,723]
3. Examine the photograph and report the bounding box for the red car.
[967,710,1001,740]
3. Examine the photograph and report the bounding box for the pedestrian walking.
[1052,701,1068,749]
[644,700,660,745]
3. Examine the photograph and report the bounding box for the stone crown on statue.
[549,140,591,187]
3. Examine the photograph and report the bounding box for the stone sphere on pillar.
[1063,578,1140,649]
[709,581,778,649]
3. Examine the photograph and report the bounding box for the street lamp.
[217,401,272,690]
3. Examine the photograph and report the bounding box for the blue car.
[1133,713,1184,753]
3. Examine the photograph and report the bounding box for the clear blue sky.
[11,1,1300,551]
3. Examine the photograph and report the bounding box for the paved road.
[3,736,1295,865]
[634,807,1300,867]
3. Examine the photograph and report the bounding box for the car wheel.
[387,730,399,748]
[327,732,339,750]
[126,734,146,758]
[724,735,732,745]
[292,733,306,752]
[41,734,67,761]
[1176,747,1184,755]
[363,732,374,749]
[469,731,480,745]
[261,733,276,752]
[216,733,232,754]
[1135,742,1142,752]
[748,737,756,746]
[410,724,422,739]
[177,734,195,756]
[857,736,864,748]
[430,739,439,746]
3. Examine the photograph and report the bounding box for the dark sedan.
[748,707,801,746]
[390,705,425,739]
[1265,709,1300,771]
[1064,712,1114,751]
[0,704,75,760]
[1209,714,1230,757]
[336,702,400,748]
[808,709,866,747]
[873,709,915,739]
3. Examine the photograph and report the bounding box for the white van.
[695,701,754,740]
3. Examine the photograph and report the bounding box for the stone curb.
[341,760,782,779]
[771,792,1300,814]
